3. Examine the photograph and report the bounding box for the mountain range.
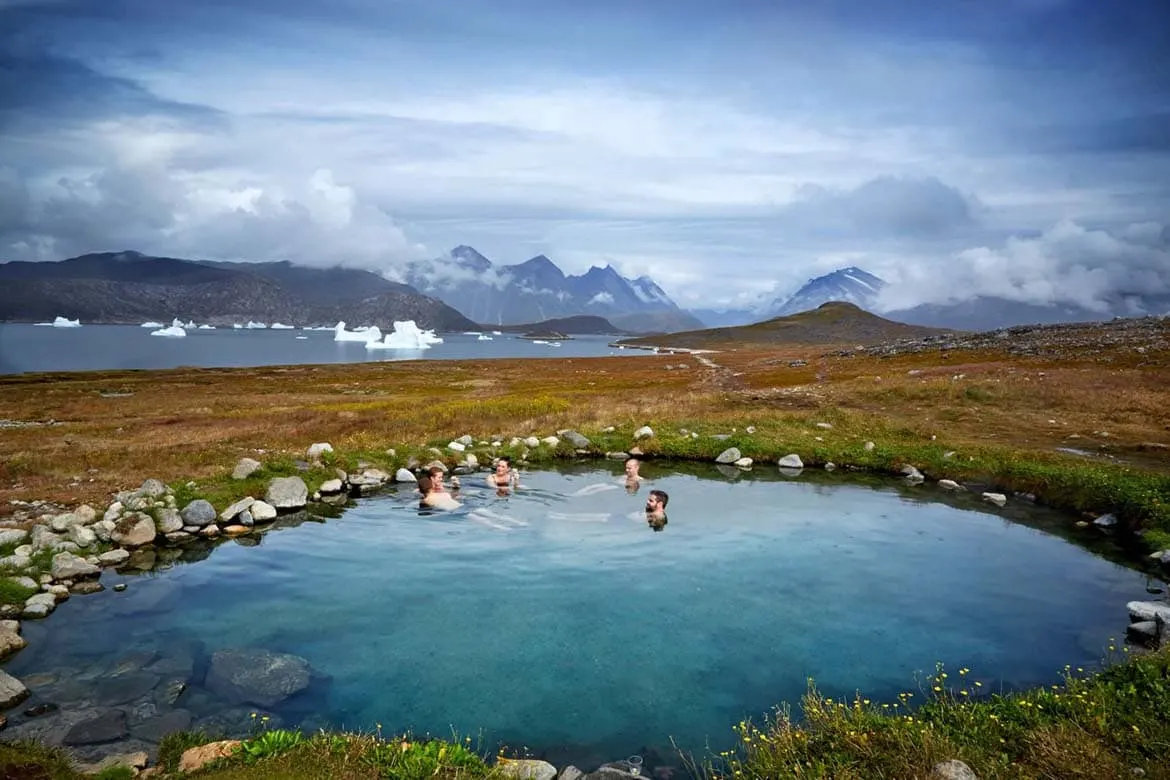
[402,246,703,333]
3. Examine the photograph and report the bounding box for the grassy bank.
[3,646,1169,779]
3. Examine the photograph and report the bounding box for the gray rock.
[0,554,31,571]
[111,513,157,547]
[232,458,263,480]
[9,576,38,591]
[425,460,448,473]
[266,477,308,510]
[220,497,255,522]
[1128,601,1170,623]
[633,425,654,440]
[49,512,85,532]
[22,593,57,618]
[902,465,925,482]
[605,451,629,460]
[938,479,962,491]
[180,499,217,527]
[559,767,585,780]
[71,581,104,595]
[50,552,100,580]
[0,669,29,708]
[456,434,474,446]
[0,629,26,659]
[540,436,560,447]
[103,501,124,522]
[206,647,311,707]
[561,430,591,448]
[306,442,333,460]
[734,457,753,468]
[95,671,161,705]
[67,523,96,548]
[928,760,979,780]
[864,441,876,452]
[63,709,129,745]
[523,436,541,448]
[815,422,833,430]
[139,478,168,498]
[500,759,557,780]
[92,519,116,542]
[465,453,479,469]
[238,511,254,527]
[745,425,757,434]
[157,508,184,534]
[250,500,277,522]
[447,441,466,452]
[319,479,344,495]
[0,529,28,547]
[1127,620,1158,641]
[778,454,803,469]
[1093,513,1117,528]
[981,492,1007,507]
[98,549,131,566]
[30,525,58,552]
[131,708,193,743]
[824,462,837,471]
[715,447,741,464]
[395,468,418,484]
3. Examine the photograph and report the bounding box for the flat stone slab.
[95,672,161,706]
[131,707,193,743]
[63,708,129,745]
[206,647,311,707]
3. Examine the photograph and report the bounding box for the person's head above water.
[417,472,435,495]
[645,489,668,513]
[624,457,641,479]
[495,456,512,476]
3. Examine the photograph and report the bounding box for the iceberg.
[35,316,82,327]
[334,321,383,342]
[185,320,196,329]
[295,335,309,340]
[492,330,503,336]
[271,323,294,330]
[365,321,444,350]
[245,321,268,329]
[232,323,243,329]
[150,325,187,338]
[170,318,186,329]
[477,333,493,341]
[140,321,164,328]
[198,324,216,330]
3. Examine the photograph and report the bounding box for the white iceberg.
[140,321,164,328]
[170,318,186,329]
[185,320,196,329]
[198,324,216,330]
[245,321,268,329]
[477,333,493,341]
[150,325,187,338]
[295,335,309,340]
[492,330,503,336]
[532,339,548,345]
[334,321,383,342]
[35,316,82,327]
[365,320,444,350]
[270,322,294,330]
[232,323,243,329]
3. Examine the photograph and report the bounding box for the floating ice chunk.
[463,331,481,336]
[171,318,186,329]
[36,316,82,327]
[365,320,444,350]
[140,321,164,328]
[531,339,548,345]
[295,335,308,340]
[270,322,294,329]
[232,323,243,329]
[477,333,493,341]
[185,320,196,329]
[550,342,562,347]
[334,321,383,342]
[150,325,187,338]
[492,330,503,336]
[245,321,268,329]
[198,324,216,330]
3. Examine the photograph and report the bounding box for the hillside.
[492,315,624,335]
[616,301,955,348]
[0,252,478,331]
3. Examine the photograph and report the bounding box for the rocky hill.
[617,301,955,349]
[0,252,478,330]
[493,315,624,335]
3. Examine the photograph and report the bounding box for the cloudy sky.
[2,0,1168,311]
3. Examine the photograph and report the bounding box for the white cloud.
[587,292,614,306]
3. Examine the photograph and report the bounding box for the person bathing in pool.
[418,469,461,510]
[624,457,644,493]
[645,489,668,531]
[486,456,520,491]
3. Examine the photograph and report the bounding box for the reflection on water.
[0,464,1161,771]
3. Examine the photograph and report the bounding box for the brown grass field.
[1,320,1168,532]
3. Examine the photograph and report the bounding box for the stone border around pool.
[2,425,1169,768]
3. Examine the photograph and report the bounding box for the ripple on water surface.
[2,465,1156,770]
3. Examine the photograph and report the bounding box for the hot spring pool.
[2,464,1159,770]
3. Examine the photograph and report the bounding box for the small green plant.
[240,728,305,763]
[364,736,488,779]
[0,577,37,605]
[94,765,136,780]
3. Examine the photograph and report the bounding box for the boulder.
[981,493,1008,508]
[605,451,629,460]
[92,519,116,542]
[824,462,837,471]
[500,759,558,780]
[0,629,26,660]
[103,501,124,522]
[395,468,418,484]
[734,457,753,468]
[111,513,157,547]
[560,767,585,780]
[179,741,242,774]
[456,434,474,446]
[49,512,85,533]
[561,430,591,448]
[206,647,312,706]
[523,436,541,449]
[23,593,57,618]
[319,479,344,495]
[465,453,479,469]
[306,442,333,460]
[63,709,129,745]
[715,447,741,464]
[778,454,803,469]
[250,500,277,522]
[232,458,263,480]
[30,525,58,551]
[157,508,184,534]
[0,669,29,708]
[75,504,97,524]
[541,436,560,447]
[902,465,925,482]
[139,478,168,498]
[1128,601,1170,623]
[67,524,96,548]
[1093,513,1117,528]
[928,760,979,780]
[51,552,100,580]
[938,479,962,491]
[633,426,654,440]
[265,477,308,510]
[0,529,27,547]
[180,499,217,527]
[447,441,466,452]
[220,497,255,522]
[98,549,131,566]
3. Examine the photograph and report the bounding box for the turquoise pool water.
[4,465,1158,770]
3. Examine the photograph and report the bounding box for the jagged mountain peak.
[449,245,492,271]
[771,266,887,317]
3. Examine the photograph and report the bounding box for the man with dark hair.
[645,489,668,531]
